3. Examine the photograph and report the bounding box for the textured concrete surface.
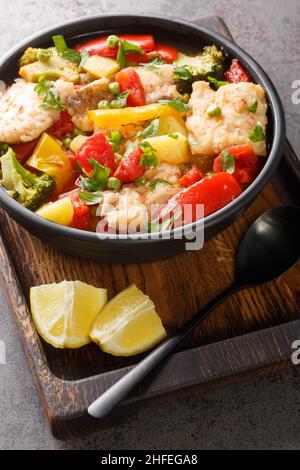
[0,0,300,450]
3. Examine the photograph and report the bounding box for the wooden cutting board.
[0,15,299,439]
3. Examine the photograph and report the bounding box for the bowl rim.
[0,13,286,244]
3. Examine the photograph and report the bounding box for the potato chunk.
[143,133,189,164]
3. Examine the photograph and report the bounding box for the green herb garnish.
[168,133,179,139]
[117,39,144,68]
[78,159,110,192]
[159,97,191,112]
[139,57,167,70]
[246,100,258,113]
[78,191,103,205]
[173,65,193,81]
[220,150,235,174]
[249,123,266,143]
[52,34,82,65]
[207,103,222,117]
[138,141,159,167]
[137,119,159,138]
[207,76,229,89]
[110,91,130,109]
[79,50,90,67]
[148,178,172,192]
[34,74,65,111]
[109,130,123,152]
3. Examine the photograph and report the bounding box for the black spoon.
[88,205,300,419]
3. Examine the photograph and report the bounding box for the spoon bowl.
[235,205,300,286]
[88,205,300,419]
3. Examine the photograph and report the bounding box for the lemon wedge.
[30,281,107,348]
[90,284,167,356]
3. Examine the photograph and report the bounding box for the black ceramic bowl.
[0,14,285,263]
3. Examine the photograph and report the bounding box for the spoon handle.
[88,283,239,419]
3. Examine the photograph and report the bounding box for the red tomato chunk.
[213,145,260,185]
[116,67,145,107]
[76,133,116,174]
[114,147,144,183]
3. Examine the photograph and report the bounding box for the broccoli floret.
[19,47,39,67]
[174,45,225,93]
[19,47,53,67]
[19,48,80,83]
[0,148,55,211]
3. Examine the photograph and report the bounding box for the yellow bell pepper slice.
[88,104,183,129]
[27,133,73,194]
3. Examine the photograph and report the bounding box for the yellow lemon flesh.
[30,281,107,348]
[90,284,167,356]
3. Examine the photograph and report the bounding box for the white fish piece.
[186,81,268,156]
[0,79,59,143]
[55,78,110,132]
[135,64,179,104]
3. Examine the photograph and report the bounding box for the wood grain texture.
[0,15,299,439]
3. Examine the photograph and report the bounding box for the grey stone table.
[0,0,299,450]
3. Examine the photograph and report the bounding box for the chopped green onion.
[107,176,122,190]
[249,123,266,143]
[207,103,222,117]
[52,35,67,53]
[168,133,179,139]
[246,100,258,113]
[207,76,229,89]
[220,150,235,174]
[109,130,123,152]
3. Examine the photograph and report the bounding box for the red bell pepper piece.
[114,147,144,183]
[126,43,178,64]
[75,34,155,58]
[213,144,260,185]
[115,67,145,107]
[145,43,178,63]
[165,172,242,221]
[59,189,90,230]
[225,59,251,83]
[11,139,39,162]
[76,133,116,174]
[47,111,74,140]
[178,165,204,187]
